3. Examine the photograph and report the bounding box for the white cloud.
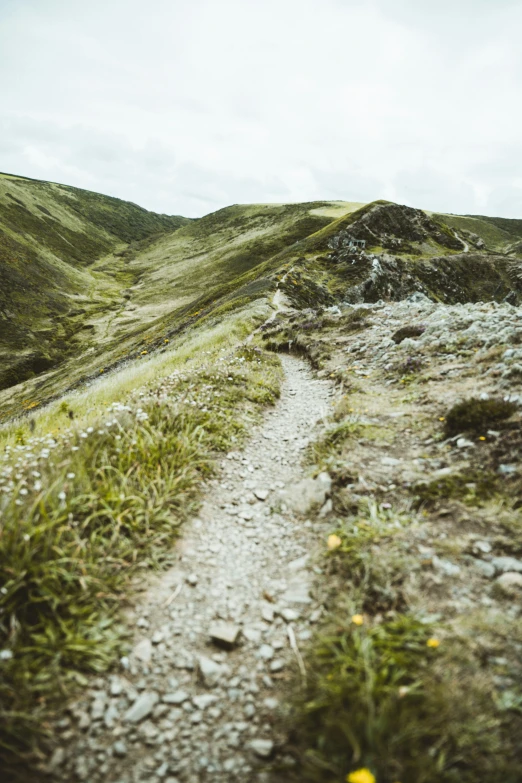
[0,0,521,218]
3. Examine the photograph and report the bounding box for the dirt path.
[52,355,336,783]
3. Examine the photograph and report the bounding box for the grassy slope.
[0,173,190,391]
[0,196,348,423]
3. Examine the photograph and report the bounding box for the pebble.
[133,638,153,664]
[162,690,189,705]
[209,621,241,648]
[124,691,159,723]
[258,644,274,660]
[112,740,127,757]
[198,656,224,688]
[493,572,522,598]
[248,739,274,758]
[491,556,522,574]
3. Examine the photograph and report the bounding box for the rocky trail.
[49,356,338,783]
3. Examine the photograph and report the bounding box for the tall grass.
[0,337,281,776]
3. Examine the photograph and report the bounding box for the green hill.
[0,182,362,421]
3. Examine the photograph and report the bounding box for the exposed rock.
[491,556,522,574]
[209,621,241,648]
[198,656,223,688]
[248,739,274,758]
[162,690,189,705]
[133,638,153,664]
[284,472,331,515]
[112,740,127,757]
[493,572,522,598]
[123,691,159,723]
[192,694,218,710]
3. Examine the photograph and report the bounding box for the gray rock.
[456,438,475,449]
[139,719,159,743]
[75,756,90,781]
[279,607,300,622]
[270,659,285,672]
[288,555,309,571]
[381,456,401,466]
[113,740,128,757]
[104,703,119,728]
[472,559,496,578]
[110,676,125,696]
[472,540,492,555]
[209,621,241,648]
[284,474,330,515]
[493,572,522,598]
[243,627,262,643]
[258,644,274,660]
[91,696,107,721]
[432,555,461,577]
[124,691,159,723]
[244,703,256,719]
[193,694,218,710]
[162,690,189,705]
[249,738,274,758]
[198,655,223,687]
[492,556,522,574]
[187,573,199,586]
[48,747,66,770]
[77,711,91,730]
[133,638,153,664]
[261,604,275,623]
[254,489,269,501]
[152,630,164,644]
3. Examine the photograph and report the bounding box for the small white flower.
[19,488,28,496]
[86,427,94,434]
[32,471,40,478]
[23,534,30,542]
[34,481,42,492]
[71,446,79,452]
[58,491,66,501]
[0,649,13,661]
[66,473,75,479]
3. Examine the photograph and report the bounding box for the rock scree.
[48,355,336,783]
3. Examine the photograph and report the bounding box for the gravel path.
[52,355,335,783]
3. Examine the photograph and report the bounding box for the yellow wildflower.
[346,768,376,783]
[351,614,364,626]
[426,637,440,648]
[479,436,486,441]
[327,534,342,550]
[438,416,445,421]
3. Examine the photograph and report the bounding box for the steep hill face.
[0,173,190,391]
[275,201,522,309]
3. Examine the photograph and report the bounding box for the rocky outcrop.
[331,203,463,253]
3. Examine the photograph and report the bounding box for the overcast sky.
[1,0,521,218]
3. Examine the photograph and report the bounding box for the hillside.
[1,178,522,782]
[0,185,362,422]
[0,173,190,394]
